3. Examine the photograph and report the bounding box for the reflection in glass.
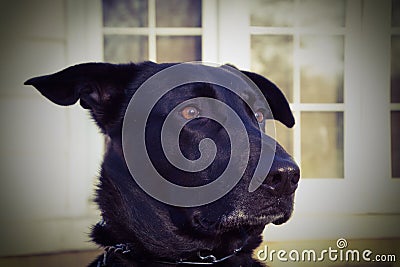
[156,0,202,27]
[250,0,345,27]
[391,36,400,103]
[156,36,201,62]
[300,35,344,103]
[392,112,400,178]
[103,0,148,27]
[301,112,344,178]
[104,35,148,63]
[393,0,400,27]
[250,0,294,27]
[251,35,293,102]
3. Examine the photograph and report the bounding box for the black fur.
[25,62,300,267]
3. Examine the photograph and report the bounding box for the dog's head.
[25,62,299,261]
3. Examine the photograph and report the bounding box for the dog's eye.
[255,110,264,123]
[181,106,199,120]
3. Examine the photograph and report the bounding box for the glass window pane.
[392,0,400,27]
[392,111,400,178]
[156,36,201,62]
[300,35,344,103]
[104,35,148,63]
[103,0,148,27]
[298,0,346,27]
[250,0,295,27]
[156,0,202,27]
[301,112,344,178]
[250,0,345,27]
[251,35,293,102]
[391,36,400,103]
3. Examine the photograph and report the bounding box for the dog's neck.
[91,219,263,267]
[91,217,265,267]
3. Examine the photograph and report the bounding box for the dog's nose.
[263,155,300,196]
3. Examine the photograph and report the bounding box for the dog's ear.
[242,71,295,128]
[24,63,131,108]
[24,62,134,132]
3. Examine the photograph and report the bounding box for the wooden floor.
[0,239,399,267]
[0,250,102,267]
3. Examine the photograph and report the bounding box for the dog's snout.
[263,157,300,196]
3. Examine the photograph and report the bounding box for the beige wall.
[0,1,102,255]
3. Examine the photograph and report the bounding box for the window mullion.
[342,0,363,187]
[202,0,219,63]
[218,0,250,68]
[148,0,157,61]
[293,29,301,164]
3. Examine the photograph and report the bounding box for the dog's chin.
[216,202,295,232]
[271,212,292,225]
[217,211,290,232]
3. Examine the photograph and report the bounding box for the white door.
[216,0,400,241]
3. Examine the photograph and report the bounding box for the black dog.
[25,62,300,267]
